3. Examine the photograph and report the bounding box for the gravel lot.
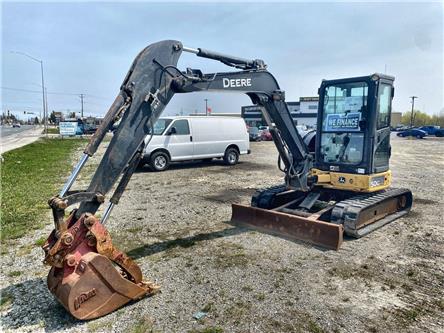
[1,134,443,333]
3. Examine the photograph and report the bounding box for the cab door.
[372,82,393,173]
[164,119,194,161]
[316,80,369,173]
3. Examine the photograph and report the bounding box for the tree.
[401,110,444,127]
[50,111,57,124]
[34,117,40,125]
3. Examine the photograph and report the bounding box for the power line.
[2,86,113,100]
[1,86,79,96]
[86,94,109,101]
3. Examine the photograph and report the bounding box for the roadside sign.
[59,122,78,136]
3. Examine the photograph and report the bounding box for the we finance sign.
[325,112,361,132]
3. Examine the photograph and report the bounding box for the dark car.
[418,125,440,135]
[249,127,262,141]
[83,125,97,135]
[435,129,444,137]
[396,128,427,139]
[260,129,273,141]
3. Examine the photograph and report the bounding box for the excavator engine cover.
[43,213,159,320]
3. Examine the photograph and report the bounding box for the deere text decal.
[325,112,361,132]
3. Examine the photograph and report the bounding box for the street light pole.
[204,98,208,116]
[409,96,418,128]
[80,94,85,118]
[11,51,47,133]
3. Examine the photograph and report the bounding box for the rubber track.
[251,184,287,209]
[331,187,413,238]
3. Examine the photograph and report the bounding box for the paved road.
[1,125,42,154]
[1,125,37,138]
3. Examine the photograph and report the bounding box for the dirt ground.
[1,134,443,333]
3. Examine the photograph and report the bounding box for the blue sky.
[2,1,443,119]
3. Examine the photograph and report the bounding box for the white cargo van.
[142,116,250,171]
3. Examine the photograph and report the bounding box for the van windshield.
[149,119,172,135]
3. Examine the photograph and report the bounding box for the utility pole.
[11,51,46,128]
[80,94,85,118]
[204,98,208,116]
[409,96,418,128]
[44,87,48,136]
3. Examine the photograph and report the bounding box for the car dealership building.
[241,97,319,128]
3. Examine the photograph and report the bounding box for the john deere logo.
[74,288,97,310]
[338,176,346,184]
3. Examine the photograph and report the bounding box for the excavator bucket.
[231,204,344,250]
[43,213,159,320]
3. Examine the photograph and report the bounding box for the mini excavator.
[42,40,412,319]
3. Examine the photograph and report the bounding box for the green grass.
[1,138,87,240]
[189,327,223,333]
[7,270,22,277]
[45,127,59,134]
[132,317,155,333]
[0,293,13,309]
[34,236,47,246]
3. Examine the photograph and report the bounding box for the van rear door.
[165,119,194,160]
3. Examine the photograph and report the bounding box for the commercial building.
[241,97,319,128]
[391,112,402,127]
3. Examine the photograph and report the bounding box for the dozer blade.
[43,213,159,320]
[231,204,343,250]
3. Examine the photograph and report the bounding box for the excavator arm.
[43,40,314,319]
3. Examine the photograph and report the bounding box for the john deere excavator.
[42,40,412,319]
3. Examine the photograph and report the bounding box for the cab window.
[320,81,368,165]
[170,119,190,135]
[376,84,392,129]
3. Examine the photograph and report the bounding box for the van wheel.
[224,148,239,165]
[150,151,170,171]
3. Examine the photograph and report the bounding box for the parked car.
[435,128,444,137]
[392,125,407,132]
[12,123,21,128]
[258,125,269,131]
[248,127,262,142]
[260,129,273,141]
[418,125,440,135]
[142,116,250,171]
[83,125,97,135]
[396,128,427,139]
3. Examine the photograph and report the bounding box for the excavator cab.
[315,74,394,181]
[232,73,411,246]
